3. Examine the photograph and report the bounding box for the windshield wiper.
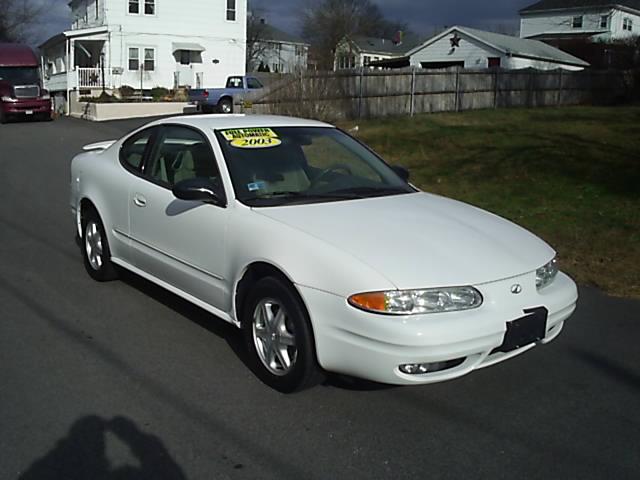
[327,186,411,198]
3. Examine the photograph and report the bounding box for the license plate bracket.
[494,307,548,353]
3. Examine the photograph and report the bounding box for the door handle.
[133,194,147,208]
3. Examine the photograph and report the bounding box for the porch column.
[65,38,71,115]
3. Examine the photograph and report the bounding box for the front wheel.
[242,277,323,393]
[81,209,118,282]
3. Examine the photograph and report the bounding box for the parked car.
[188,75,264,114]
[0,43,52,123]
[70,114,578,392]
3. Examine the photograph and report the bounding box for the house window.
[144,48,155,71]
[572,16,583,28]
[144,0,155,15]
[364,55,371,66]
[488,57,501,68]
[600,15,609,29]
[128,47,139,70]
[179,50,191,65]
[129,0,139,14]
[226,0,236,21]
[623,17,633,31]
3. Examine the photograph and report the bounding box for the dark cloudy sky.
[40,0,536,44]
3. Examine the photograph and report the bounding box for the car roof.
[152,114,335,131]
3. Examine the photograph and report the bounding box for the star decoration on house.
[450,34,461,49]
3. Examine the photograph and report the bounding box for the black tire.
[201,104,214,114]
[217,97,233,114]
[81,208,118,282]
[0,109,7,124]
[242,277,323,393]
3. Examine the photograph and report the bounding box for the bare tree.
[299,0,406,70]
[246,4,271,72]
[0,0,49,43]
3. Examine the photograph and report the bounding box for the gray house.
[248,22,309,73]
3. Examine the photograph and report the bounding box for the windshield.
[0,66,40,85]
[215,127,415,207]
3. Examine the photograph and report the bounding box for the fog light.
[399,363,430,375]
[399,358,466,375]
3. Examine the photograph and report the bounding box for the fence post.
[358,67,364,119]
[410,66,416,117]
[493,68,499,109]
[527,69,534,108]
[557,69,563,106]
[454,67,461,112]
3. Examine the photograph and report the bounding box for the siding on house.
[42,0,247,95]
[520,2,640,40]
[407,27,589,71]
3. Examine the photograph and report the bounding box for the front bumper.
[2,99,51,116]
[298,271,578,385]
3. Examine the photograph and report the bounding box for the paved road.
[1,116,639,480]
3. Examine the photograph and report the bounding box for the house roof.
[408,26,590,67]
[348,35,423,56]
[520,1,640,13]
[259,24,308,46]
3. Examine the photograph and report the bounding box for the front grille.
[14,85,40,99]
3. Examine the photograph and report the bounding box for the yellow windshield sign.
[221,128,282,149]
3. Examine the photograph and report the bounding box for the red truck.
[0,43,52,123]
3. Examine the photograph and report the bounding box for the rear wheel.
[242,277,323,393]
[81,208,118,282]
[218,97,233,114]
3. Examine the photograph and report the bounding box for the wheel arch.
[234,261,313,330]
[78,197,99,238]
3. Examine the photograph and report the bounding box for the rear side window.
[120,128,155,171]
[246,78,263,89]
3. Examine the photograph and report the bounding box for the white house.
[248,20,309,73]
[520,0,640,42]
[40,0,247,113]
[404,26,589,71]
[334,35,421,70]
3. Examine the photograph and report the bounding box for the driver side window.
[302,135,382,183]
[145,126,221,188]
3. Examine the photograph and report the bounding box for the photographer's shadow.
[20,416,187,480]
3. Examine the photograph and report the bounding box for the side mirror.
[391,165,410,183]
[172,178,226,207]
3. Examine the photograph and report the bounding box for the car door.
[111,126,158,263]
[128,124,230,311]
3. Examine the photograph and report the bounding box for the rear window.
[225,77,244,89]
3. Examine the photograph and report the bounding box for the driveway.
[1,116,639,479]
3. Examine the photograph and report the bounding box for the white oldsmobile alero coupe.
[70,114,578,392]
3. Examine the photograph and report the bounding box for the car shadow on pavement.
[19,416,187,479]
[118,269,249,369]
[118,270,395,392]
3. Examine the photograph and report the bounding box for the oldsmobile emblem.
[511,284,523,295]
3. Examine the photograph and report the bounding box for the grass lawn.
[343,106,640,298]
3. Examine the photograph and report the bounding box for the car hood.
[253,192,555,290]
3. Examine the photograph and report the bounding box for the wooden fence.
[242,68,635,121]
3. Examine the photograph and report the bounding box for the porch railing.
[77,67,112,89]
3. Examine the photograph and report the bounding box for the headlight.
[41,93,51,100]
[1,96,17,102]
[536,257,559,290]
[348,287,483,315]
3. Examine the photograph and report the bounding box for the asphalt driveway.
[1,116,639,480]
